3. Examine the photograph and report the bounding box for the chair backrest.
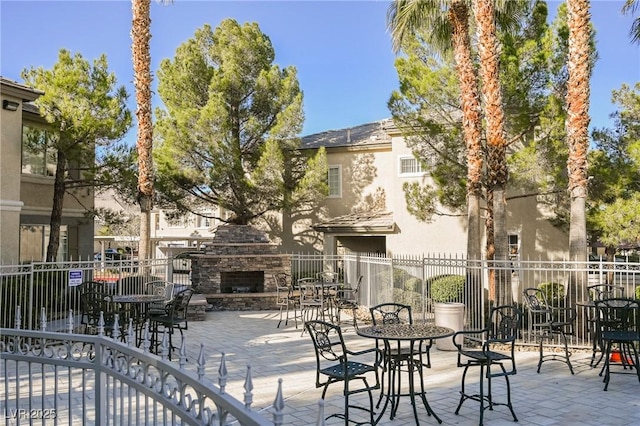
[522,288,551,312]
[305,320,347,363]
[167,288,194,321]
[370,303,413,325]
[594,298,640,335]
[316,271,339,284]
[80,291,114,326]
[587,284,625,301]
[487,305,522,343]
[146,280,175,300]
[80,280,109,295]
[522,288,553,326]
[274,273,291,287]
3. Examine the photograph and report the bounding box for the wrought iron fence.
[1,308,283,425]
[2,253,640,348]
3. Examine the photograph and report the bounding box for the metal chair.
[145,280,176,316]
[275,273,299,328]
[79,291,118,336]
[452,305,522,425]
[335,275,363,329]
[522,287,576,374]
[149,288,193,359]
[369,303,432,412]
[299,277,323,328]
[587,284,625,366]
[594,298,640,391]
[305,320,381,425]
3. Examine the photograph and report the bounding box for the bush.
[430,275,464,303]
[636,285,640,300]
[538,282,565,306]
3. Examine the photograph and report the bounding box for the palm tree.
[566,0,591,263]
[474,0,510,305]
[131,0,172,260]
[387,0,484,265]
[623,0,640,44]
[131,0,153,261]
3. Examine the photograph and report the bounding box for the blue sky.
[1,0,638,140]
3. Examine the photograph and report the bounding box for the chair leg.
[478,364,486,426]
[455,364,471,414]
[537,337,544,373]
[561,331,574,374]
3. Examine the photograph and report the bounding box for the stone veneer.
[191,225,291,310]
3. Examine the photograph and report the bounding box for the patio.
[177,310,640,425]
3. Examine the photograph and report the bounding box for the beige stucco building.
[1,77,94,264]
[297,119,569,260]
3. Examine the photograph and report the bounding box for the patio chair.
[587,284,625,366]
[369,303,432,410]
[594,298,640,391]
[145,280,176,316]
[522,287,577,374]
[80,291,119,337]
[452,305,522,425]
[305,320,381,425]
[275,273,299,328]
[334,275,363,329]
[149,287,193,359]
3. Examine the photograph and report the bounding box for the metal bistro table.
[357,323,454,425]
[111,294,166,343]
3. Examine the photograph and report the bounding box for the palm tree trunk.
[474,0,510,305]
[449,0,483,326]
[132,0,154,261]
[566,0,591,262]
[566,0,591,328]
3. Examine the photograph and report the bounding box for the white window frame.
[508,234,520,260]
[21,124,57,177]
[398,155,426,177]
[328,165,342,198]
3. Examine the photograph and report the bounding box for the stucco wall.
[0,93,24,263]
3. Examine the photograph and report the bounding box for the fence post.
[27,264,35,330]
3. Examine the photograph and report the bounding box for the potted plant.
[430,275,465,350]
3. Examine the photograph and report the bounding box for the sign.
[68,270,83,287]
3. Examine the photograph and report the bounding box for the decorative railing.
[1,307,284,425]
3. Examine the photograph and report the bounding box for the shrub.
[538,282,565,306]
[636,285,640,300]
[430,275,464,303]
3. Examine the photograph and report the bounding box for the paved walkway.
[179,310,640,426]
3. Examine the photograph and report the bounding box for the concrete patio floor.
[178,310,640,425]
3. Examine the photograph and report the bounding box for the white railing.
[2,254,640,348]
[1,308,284,425]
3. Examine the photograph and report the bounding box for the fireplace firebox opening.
[221,271,265,294]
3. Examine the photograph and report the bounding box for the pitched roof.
[312,211,396,233]
[301,119,393,149]
[0,76,43,101]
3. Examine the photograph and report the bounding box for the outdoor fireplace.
[190,225,291,309]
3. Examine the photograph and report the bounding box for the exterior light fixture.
[2,100,19,111]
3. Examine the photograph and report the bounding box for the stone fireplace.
[191,225,291,310]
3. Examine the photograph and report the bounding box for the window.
[20,225,68,262]
[328,165,342,198]
[508,234,519,259]
[196,213,212,228]
[166,213,190,228]
[398,156,425,176]
[22,125,57,176]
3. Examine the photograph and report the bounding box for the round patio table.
[357,323,454,425]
